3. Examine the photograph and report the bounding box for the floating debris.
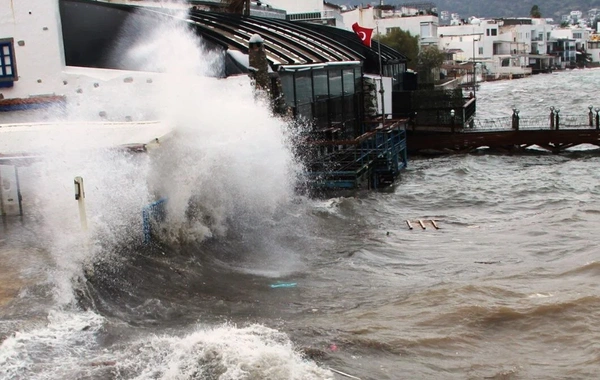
[269,282,297,288]
[329,367,362,379]
[406,219,440,230]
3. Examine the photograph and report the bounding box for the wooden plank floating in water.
[406,220,441,230]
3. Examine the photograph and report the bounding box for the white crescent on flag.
[352,22,374,48]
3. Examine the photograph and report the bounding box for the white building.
[588,35,600,65]
[551,26,591,51]
[439,18,542,80]
[439,19,494,62]
[341,5,439,46]
[265,0,344,26]
[0,0,188,125]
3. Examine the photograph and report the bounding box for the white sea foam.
[14,6,299,305]
[0,318,333,380]
[122,323,333,380]
[0,310,106,379]
[1,8,311,379]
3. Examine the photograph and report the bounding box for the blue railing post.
[142,198,167,244]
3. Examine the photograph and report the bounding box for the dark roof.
[183,10,364,67]
[60,0,406,75]
[146,8,407,73]
[498,18,533,26]
[297,22,408,69]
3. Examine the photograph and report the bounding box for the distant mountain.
[329,0,600,20]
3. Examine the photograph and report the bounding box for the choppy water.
[2,39,600,380]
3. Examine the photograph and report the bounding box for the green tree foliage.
[377,29,419,70]
[530,5,541,18]
[417,45,446,83]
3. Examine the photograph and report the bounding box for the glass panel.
[2,46,9,55]
[328,69,342,97]
[355,67,362,90]
[313,99,329,129]
[329,97,343,123]
[295,72,313,104]
[313,71,328,98]
[280,74,295,107]
[297,103,313,122]
[5,66,11,76]
[4,56,10,65]
[342,69,354,95]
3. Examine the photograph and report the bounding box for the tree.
[417,45,446,84]
[530,5,542,18]
[377,29,419,70]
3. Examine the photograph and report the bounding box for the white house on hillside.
[439,18,538,80]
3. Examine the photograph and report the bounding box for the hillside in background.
[330,0,600,20]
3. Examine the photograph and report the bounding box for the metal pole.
[74,176,88,232]
[377,22,385,124]
[473,37,476,98]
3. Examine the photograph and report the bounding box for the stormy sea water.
[2,24,600,379]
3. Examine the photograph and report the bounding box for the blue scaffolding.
[307,121,408,190]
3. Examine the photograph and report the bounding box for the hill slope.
[330,0,600,20]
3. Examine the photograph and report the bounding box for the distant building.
[266,0,344,26]
[439,16,560,79]
[341,4,439,46]
[550,26,592,67]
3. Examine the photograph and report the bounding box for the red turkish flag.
[352,22,374,48]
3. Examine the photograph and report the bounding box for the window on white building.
[573,32,582,39]
[0,38,17,84]
[479,47,483,55]
[420,22,431,37]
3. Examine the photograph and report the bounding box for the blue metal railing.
[142,198,167,244]
[307,125,408,189]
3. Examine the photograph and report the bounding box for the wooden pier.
[407,111,600,154]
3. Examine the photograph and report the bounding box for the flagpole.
[376,21,385,125]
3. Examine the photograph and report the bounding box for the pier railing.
[473,114,592,131]
[411,109,598,133]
